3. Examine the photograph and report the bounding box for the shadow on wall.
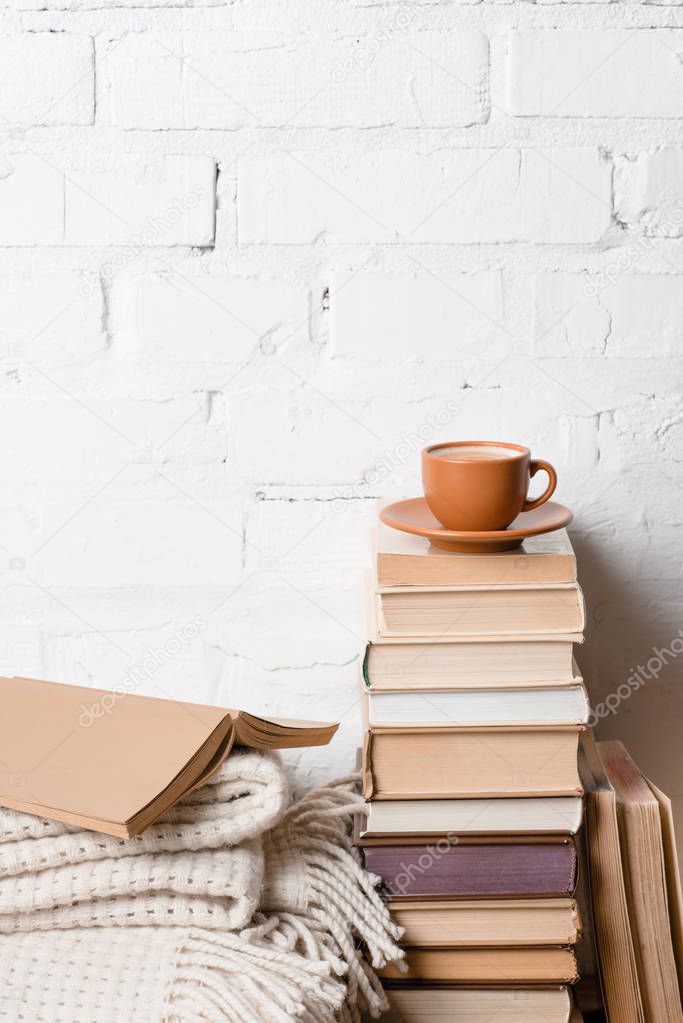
[573,531,683,860]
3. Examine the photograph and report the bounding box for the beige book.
[363,725,583,800]
[599,740,683,1023]
[376,585,585,638]
[376,521,577,588]
[364,639,581,690]
[0,676,337,838]
[389,898,580,948]
[580,733,643,1023]
[382,986,573,1022]
[649,777,683,996]
[381,946,579,984]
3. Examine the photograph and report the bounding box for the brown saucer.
[380,498,573,553]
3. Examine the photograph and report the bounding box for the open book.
[0,676,337,837]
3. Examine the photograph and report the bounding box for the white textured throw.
[0,750,403,1022]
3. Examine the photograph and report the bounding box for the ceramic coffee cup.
[421,441,557,532]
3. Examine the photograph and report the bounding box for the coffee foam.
[430,444,520,462]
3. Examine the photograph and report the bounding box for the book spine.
[362,643,371,688]
[362,731,375,800]
[362,842,578,898]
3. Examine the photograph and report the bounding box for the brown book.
[363,726,583,800]
[376,520,577,588]
[361,840,578,898]
[375,584,585,638]
[364,639,582,690]
[382,986,574,1022]
[380,946,579,984]
[0,675,337,837]
[597,740,683,1023]
[390,898,580,948]
[580,734,643,1022]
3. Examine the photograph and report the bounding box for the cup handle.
[523,459,557,512]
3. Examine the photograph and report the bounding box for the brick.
[229,387,376,485]
[117,274,307,363]
[244,497,373,591]
[64,156,215,246]
[0,154,64,245]
[0,274,104,365]
[331,270,510,358]
[107,30,488,129]
[0,0,220,6]
[238,147,611,244]
[534,273,683,357]
[614,149,683,237]
[508,31,683,118]
[208,579,363,668]
[0,34,93,125]
[32,495,243,587]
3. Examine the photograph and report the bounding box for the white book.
[367,685,590,728]
[361,797,584,837]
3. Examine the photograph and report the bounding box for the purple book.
[362,841,577,899]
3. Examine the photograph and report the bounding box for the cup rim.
[423,440,530,463]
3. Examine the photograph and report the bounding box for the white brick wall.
[508,31,683,118]
[238,147,611,244]
[107,31,489,129]
[0,2,681,807]
[0,34,94,125]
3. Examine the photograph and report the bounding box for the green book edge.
[362,643,371,687]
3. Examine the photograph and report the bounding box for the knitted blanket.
[0,750,403,1022]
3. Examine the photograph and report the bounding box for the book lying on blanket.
[0,675,337,838]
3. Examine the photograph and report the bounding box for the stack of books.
[358,520,589,1022]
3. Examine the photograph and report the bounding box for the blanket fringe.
[255,774,405,1022]
[167,930,345,1023]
